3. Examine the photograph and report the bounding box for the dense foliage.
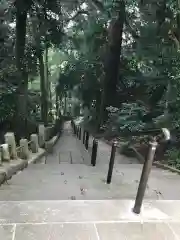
[1,0,180,165]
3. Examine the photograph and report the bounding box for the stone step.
[28,162,178,178]
[0,163,157,201]
[0,163,180,201]
[0,200,180,239]
[41,149,85,164]
[0,200,179,224]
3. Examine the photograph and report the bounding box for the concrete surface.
[0,148,45,185]
[28,148,45,164]
[1,200,180,239]
[1,222,180,240]
[0,163,159,200]
[1,122,180,239]
[0,200,178,223]
[0,122,180,200]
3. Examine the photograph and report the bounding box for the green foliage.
[1,0,180,142]
[106,103,147,133]
[0,93,16,122]
[166,148,180,170]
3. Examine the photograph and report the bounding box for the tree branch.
[90,0,105,11]
[67,10,89,22]
[87,0,111,18]
[125,17,139,39]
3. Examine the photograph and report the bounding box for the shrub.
[166,148,180,169]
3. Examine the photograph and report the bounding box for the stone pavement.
[1,200,180,239]
[1,121,180,239]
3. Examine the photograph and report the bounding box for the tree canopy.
[1,0,180,140]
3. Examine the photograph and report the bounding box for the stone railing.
[0,132,39,164]
[0,123,57,164]
[0,123,60,185]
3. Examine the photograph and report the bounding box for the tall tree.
[15,0,32,137]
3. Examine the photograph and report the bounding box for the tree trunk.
[16,73,28,138]
[45,42,52,108]
[104,0,125,108]
[38,51,48,126]
[58,93,63,115]
[64,93,67,116]
[95,89,101,121]
[45,46,49,98]
[15,6,28,137]
[44,2,52,118]
[97,0,125,130]
[55,90,59,119]
[97,87,105,131]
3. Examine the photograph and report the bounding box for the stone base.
[45,136,59,154]
[0,160,28,181]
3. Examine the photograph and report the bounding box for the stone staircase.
[1,121,180,201]
[0,121,180,239]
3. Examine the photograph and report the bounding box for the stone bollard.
[79,127,81,140]
[0,147,2,165]
[133,139,158,214]
[107,141,117,184]
[44,127,48,141]
[30,134,39,153]
[85,131,89,150]
[1,144,10,161]
[83,130,86,144]
[19,139,30,160]
[4,132,17,159]
[76,126,79,138]
[91,139,98,166]
[45,126,52,141]
[72,121,75,134]
[45,141,53,154]
[38,124,45,147]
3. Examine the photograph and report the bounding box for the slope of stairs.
[1,121,180,239]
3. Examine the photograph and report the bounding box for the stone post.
[91,139,98,166]
[133,139,158,214]
[107,141,117,184]
[0,147,2,165]
[1,144,10,161]
[44,127,49,141]
[38,124,45,147]
[30,134,39,153]
[79,127,81,140]
[4,132,17,159]
[83,130,86,144]
[85,131,89,150]
[20,139,30,160]
[45,126,53,141]
[45,140,53,154]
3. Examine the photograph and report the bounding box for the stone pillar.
[38,124,45,147]
[44,126,51,141]
[30,134,39,153]
[0,147,2,165]
[4,132,17,159]
[44,127,48,141]
[20,139,30,160]
[45,141,53,154]
[1,144,10,161]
